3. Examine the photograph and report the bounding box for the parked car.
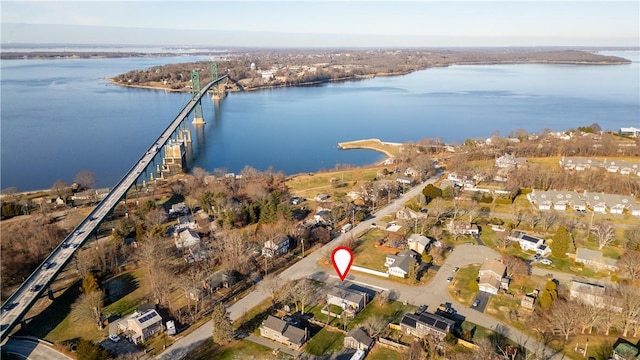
[540,259,553,265]
[447,276,453,283]
[31,284,43,292]
[109,334,120,342]
[472,298,480,307]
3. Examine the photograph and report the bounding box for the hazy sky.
[2,1,639,47]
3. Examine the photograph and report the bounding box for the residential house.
[479,259,508,295]
[495,154,526,168]
[262,234,290,258]
[400,311,456,340]
[314,209,333,225]
[447,221,479,236]
[569,280,622,312]
[175,229,200,249]
[326,286,367,316]
[71,188,110,203]
[344,327,374,351]
[508,231,551,256]
[384,249,419,278]
[176,214,198,231]
[204,270,236,293]
[314,194,330,202]
[169,202,189,216]
[259,315,307,349]
[526,190,587,211]
[113,307,163,345]
[521,293,536,310]
[396,176,414,186]
[407,234,431,254]
[404,167,421,177]
[559,157,597,171]
[613,341,640,360]
[575,248,619,272]
[619,127,640,137]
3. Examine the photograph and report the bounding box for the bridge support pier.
[47,286,54,300]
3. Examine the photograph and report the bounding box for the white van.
[341,223,353,233]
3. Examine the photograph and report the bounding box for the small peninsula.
[106,48,632,93]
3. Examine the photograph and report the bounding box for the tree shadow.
[103,272,139,306]
[18,279,82,338]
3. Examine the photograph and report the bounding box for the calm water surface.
[1,51,638,191]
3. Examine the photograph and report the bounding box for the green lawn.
[185,339,290,360]
[352,229,389,272]
[367,345,404,360]
[28,269,148,344]
[349,300,416,331]
[448,265,479,306]
[305,328,345,356]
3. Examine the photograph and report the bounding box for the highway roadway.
[0,76,228,343]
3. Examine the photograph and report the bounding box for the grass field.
[349,300,416,331]
[305,328,345,356]
[367,345,404,360]
[185,339,290,360]
[285,166,383,200]
[352,229,388,272]
[448,265,480,306]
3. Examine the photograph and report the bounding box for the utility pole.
[301,239,305,258]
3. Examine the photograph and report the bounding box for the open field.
[185,338,289,360]
[285,165,384,201]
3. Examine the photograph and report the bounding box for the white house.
[112,307,163,345]
[478,259,508,295]
[619,127,640,137]
[495,154,526,168]
[508,231,551,256]
[385,250,419,278]
[263,234,290,258]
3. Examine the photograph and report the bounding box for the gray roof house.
[400,311,456,340]
[575,248,619,272]
[407,234,431,254]
[479,259,508,295]
[112,308,163,345]
[259,315,307,349]
[326,286,368,316]
[344,327,374,351]
[384,249,419,278]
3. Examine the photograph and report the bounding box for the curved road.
[158,174,565,360]
[1,338,72,360]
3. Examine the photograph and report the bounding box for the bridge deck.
[0,75,228,342]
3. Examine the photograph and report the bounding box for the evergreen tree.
[422,184,442,203]
[551,225,570,258]
[76,339,111,360]
[211,303,234,345]
[81,274,99,294]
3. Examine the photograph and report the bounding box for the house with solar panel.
[508,231,551,256]
[112,306,164,344]
[400,311,456,340]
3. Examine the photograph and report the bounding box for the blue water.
[1,51,638,191]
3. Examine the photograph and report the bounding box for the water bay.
[1,51,638,191]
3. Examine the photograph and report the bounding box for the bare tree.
[51,179,70,199]
[539,211,558,232]
[495,231,512,250]
[575,302,607,335]
[291,279,316,314]
[218,231,250,274]
[71,290,104,330]
[591,222,616,250]
[624,226,640,251]
[501,254,528,279]
[259,274,293,306]
[618,250,640,281]
[404,340,426,360]
[74,171,96,190]
[145,207,168,229]
[616,284,640,337]
[547,300,580,340]
[361,316,387,338]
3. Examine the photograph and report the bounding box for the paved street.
[158,174,565,360]
[1,337,72,360]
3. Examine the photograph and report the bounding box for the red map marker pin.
[331,246,354,281]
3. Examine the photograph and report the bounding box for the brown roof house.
[479,259,509,295]
[344,327,374,351]
[259,315,307,349]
